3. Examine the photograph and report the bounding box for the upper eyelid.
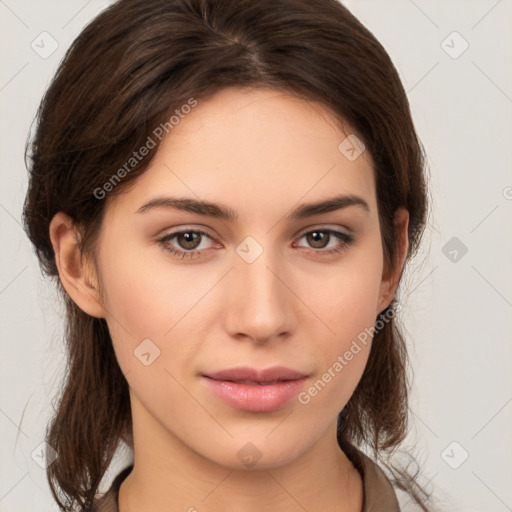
[294,224,352,237]
[160,224,351,236]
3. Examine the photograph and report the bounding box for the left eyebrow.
[135,194,370,221]
[285,194,370,220]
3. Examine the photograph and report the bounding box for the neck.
[118,396,363,512]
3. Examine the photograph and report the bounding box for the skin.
[50,87,409,512]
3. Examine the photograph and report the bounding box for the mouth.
[201,366,310,412]
[203,365,308,382]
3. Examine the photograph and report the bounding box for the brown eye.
[295,228,354,254]
[157,229,216,259]
[305,231,330,249]
[176,231,202,250]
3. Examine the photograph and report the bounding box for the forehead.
[105,87,377,220]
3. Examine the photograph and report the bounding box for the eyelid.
[294,223,353,238]
[156,225,217,242]
[157,227,218,247]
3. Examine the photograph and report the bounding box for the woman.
[23,0,433,510]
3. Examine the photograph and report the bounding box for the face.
[77,87,401,469]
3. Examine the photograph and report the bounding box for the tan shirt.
[91,444,400,512]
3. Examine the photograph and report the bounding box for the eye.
[294,228,354,255]
[157,229,216,260]
[157,227,355,261]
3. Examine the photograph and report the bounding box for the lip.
[201,366,309,412]
[204,365,308,383]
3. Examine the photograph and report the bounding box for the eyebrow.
[136,194,370,221]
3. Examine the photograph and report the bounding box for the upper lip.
[203,366,309,382]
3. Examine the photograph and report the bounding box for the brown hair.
[23,0,431,510]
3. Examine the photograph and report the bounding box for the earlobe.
[49,212,105,318]
[377,207,410,313]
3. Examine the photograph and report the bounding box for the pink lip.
[201,366,309,412]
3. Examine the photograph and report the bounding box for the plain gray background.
[1,0,511,510]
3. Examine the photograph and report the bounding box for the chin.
[197,432,313,471]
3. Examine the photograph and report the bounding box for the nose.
[223,243,297,345]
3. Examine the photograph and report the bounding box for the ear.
[377,207,409,313]
[49,212,105,318]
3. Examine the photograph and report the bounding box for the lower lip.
[202,376,308,412]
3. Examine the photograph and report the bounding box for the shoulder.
[343,443,430,511]
[342,442,401,512]
[90,465,133,512]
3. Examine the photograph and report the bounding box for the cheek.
[97,255,207,426]
[300,251,383,407]
[98,234,193,329]
[310,240,383,338]
[96,242,221,379]
[297,328,373,416]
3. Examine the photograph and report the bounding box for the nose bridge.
[225,237,295,342]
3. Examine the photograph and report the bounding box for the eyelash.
[157,228,355,260]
